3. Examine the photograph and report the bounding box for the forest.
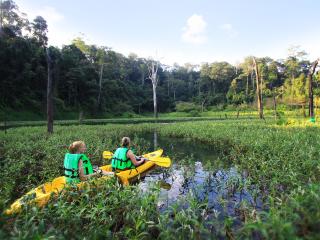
[1,0,319,121]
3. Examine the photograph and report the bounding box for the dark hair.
[121,137,130,147]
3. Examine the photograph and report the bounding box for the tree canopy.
[0,1,319,119]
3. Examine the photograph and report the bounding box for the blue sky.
[16,0,320,65]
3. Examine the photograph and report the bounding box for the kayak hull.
[5,149,163,215]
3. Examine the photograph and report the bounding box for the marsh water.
[134,132,264,223]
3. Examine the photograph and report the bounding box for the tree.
[284,46,308,105]
[240,57,254,98]
[308,59,319,119]
[0,0,29,36]
[46,47,53,133]
[31,16,48,47]
[95,47,109,110]
[266,60,282,118]
[147,60,159,118]
[32,15,53,132]
[226,75,247,105]
[253,57,264,119]
[199,62,235,105]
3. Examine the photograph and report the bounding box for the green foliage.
[1,1,319,120]
[241,184,320,239]
[175,101,200,113]
[1,179,160,239]
[1,120,320,238]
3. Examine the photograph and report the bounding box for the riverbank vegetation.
[1,120,319,239]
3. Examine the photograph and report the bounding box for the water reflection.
[135,132,264,221]
[153,131,158,150]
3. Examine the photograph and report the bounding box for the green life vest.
[111,147,134,170]
[63,153,94,184]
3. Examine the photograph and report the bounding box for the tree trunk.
[260,74,263,103]
[308,59,319,118]
[251,70,255,90]
[79,110,83,124]
[4,108,7,134]
[97,64,103,109]
[302,104,306,118]
[253,57,264,119]
[148,61,159,119]
[141,72,145,86]
[272,89,277,119]
[246,74,249,97]
[291,74,294,107]
[201,99,206,112]
[153,131,158,150]
[153,84,158,118]
[46,48,54,133]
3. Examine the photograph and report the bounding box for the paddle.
[102,151,171,168]
[148,157,171,168]
[103,151,113,159]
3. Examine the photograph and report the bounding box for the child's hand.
[102,170,114,176]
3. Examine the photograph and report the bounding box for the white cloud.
[15,1,74,46]
[16,2,64,24]
[220,23,238,38]
[31,6,71,46]
[37,6,64,23]
[301,41,320,61]
[182,14,207,44]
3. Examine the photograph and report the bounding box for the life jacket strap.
[64,167,79,177]
[64,174,79,178]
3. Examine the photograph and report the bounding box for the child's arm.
[127,150,145,166]
[78,160,101,181]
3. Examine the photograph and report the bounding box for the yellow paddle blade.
[149,157,171,168]
[103,151,113,160]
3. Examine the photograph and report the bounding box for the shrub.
[189,110,200,117]
[175,101,200,113]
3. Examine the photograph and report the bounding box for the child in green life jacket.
[111,137,147,171]
[64,141,113,183]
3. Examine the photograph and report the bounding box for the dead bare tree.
[308,58,320,119]
[46,48,53,133]
[147,60,159,118]
[252,57,264,119]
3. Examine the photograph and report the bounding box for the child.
[64,141,113,183]
[111,137,147,171]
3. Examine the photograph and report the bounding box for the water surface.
[134,132,264,221]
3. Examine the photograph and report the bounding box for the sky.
[15,0,320,66]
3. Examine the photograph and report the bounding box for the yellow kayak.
[100,149,163,185]
[5,149,164,215]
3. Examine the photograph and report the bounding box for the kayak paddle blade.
[103,151,113,159]
[149,157,171,168]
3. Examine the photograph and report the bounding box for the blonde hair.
[121,137,130,147]
[69,141,85,153]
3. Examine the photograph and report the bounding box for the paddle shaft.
[103,151,171,168]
